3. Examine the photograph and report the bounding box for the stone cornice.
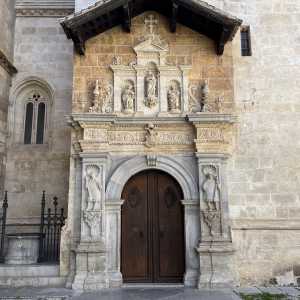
[16,8,74,17]
[67,113,237,127]
[0,50,17,76]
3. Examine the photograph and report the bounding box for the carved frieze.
[82,126,194,147]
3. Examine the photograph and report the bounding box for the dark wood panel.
[154,172,185,282]
[121,172,151,282]
[121,170,185,283]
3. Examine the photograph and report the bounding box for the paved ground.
[0,286,299,300]
[0,287,241,300]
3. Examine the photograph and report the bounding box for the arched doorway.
[121,170,185,283]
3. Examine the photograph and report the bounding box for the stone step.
[0,264,59,277]
[0,276,67,288]
[0,264,66,287]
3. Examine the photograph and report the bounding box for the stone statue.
[188,84,202,112]
[145,123,158,148]
[83,211,100,239]
[85,165,102,211]
[145,71,157,108]
[202,165,220,211]
[168,83,181,112]
[112,56,121,65]
[122,82,135,113]
[89,80,113,113]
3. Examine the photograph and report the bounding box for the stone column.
[106,200,124,287]
[196,153,238,288]
[72,154,110,290]
[181,200,200,287]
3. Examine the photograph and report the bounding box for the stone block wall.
[73,12,234,113]
[207,0,300,284]
[0,0,16,195]
[5,16,74,222]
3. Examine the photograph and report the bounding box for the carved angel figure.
[202,165,220,211]
[122,82,135,113]
[145,71,157,108]
[167,83,181,112]
[85,165,102,211]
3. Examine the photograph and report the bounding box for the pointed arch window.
[24,92,47,145]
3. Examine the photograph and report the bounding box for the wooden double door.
[121,170,185,283]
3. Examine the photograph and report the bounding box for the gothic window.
[241,26,252,56]
[24,92,47,144]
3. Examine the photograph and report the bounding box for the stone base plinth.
[197,241,238,289]
[72,241,109,290]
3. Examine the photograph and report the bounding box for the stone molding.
[106,155,199,201]
[15,8,74,17]
[231,219,300,230]
[0,49,17,76]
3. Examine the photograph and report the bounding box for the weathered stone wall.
[206,0,300,284]
[0,0,15,195]
[5,16,73,222]
[73,12,234,113]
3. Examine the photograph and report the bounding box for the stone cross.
[145,14,158,36]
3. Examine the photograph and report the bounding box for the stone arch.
[8,76,54,144]
[106,155,198,201]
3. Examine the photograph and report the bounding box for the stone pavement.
[0,287,241,300]
[0,286,300,300]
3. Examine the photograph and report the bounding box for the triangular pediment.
[61,0,242,56]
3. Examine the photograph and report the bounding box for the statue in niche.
[167,82,181,112]
[202,165,220,211]
[122,82,135,113]
[85,165,102,211]
[83,211,101,240]
[112,56,121,65]
[89,80,113,113]
[145,123,158,148]
[145,71,158,108]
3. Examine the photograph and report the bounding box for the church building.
[0,0,299,290]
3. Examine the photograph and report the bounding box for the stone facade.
[0,0,299,290]
[4,7,74,223]
[0,0,16,195]
[215,0,300,285]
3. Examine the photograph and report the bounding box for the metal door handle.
[139,231,144,238]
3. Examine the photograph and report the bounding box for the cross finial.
[144,14,158,37]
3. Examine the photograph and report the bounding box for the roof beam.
[122,2,131,32]
[216,27,229,56]
[170,1,179,33]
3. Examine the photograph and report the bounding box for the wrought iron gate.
[0,192,8,263]
[38,192,66,263]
